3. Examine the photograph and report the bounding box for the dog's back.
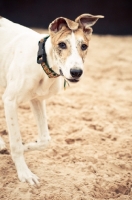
[0,16,41,87]
[0,16,37,47]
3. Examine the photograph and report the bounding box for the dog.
[0,14,103,185]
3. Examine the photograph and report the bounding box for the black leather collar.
[37,36,60,78]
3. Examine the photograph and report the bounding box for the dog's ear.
[49,17,79,33]
[75,14,104,27]
[75,14,104,36]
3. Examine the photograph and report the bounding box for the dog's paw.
[24,135,51,152]
[18,168,39,185]
[36,135,51,149]
[38,135,51,143]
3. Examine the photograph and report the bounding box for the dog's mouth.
[67,78,79,83]
[59,69,79,83]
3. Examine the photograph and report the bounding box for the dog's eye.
[81,44,88,51]
[58,42,67,49]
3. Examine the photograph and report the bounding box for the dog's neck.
[44,36,60,75]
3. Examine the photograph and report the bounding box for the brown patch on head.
[0,16,2,19]
[48,14,104,63]
[50,25,73,62]
[49,17,78,47]
[74,28,89,43]
[48,17,78,62]
[74,28,89,62]
[51,26,71,44]
[55,34,72,62]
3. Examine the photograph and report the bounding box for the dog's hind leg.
[2,86,39,185]
[24,99,51,151]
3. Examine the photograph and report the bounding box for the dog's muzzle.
[59,68,83,83]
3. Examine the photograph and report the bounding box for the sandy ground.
[0,32,132,200]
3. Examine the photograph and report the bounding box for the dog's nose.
[70,68,83,78]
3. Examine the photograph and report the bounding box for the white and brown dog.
[0,14,103,185]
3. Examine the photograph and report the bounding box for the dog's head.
[49,14,104,83]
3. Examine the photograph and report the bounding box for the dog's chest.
[34,76,63,100]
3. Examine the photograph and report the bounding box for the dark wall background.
[0,0,132,35]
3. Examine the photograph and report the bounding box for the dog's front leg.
[3,95,39,185]
[24,99,51,151]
